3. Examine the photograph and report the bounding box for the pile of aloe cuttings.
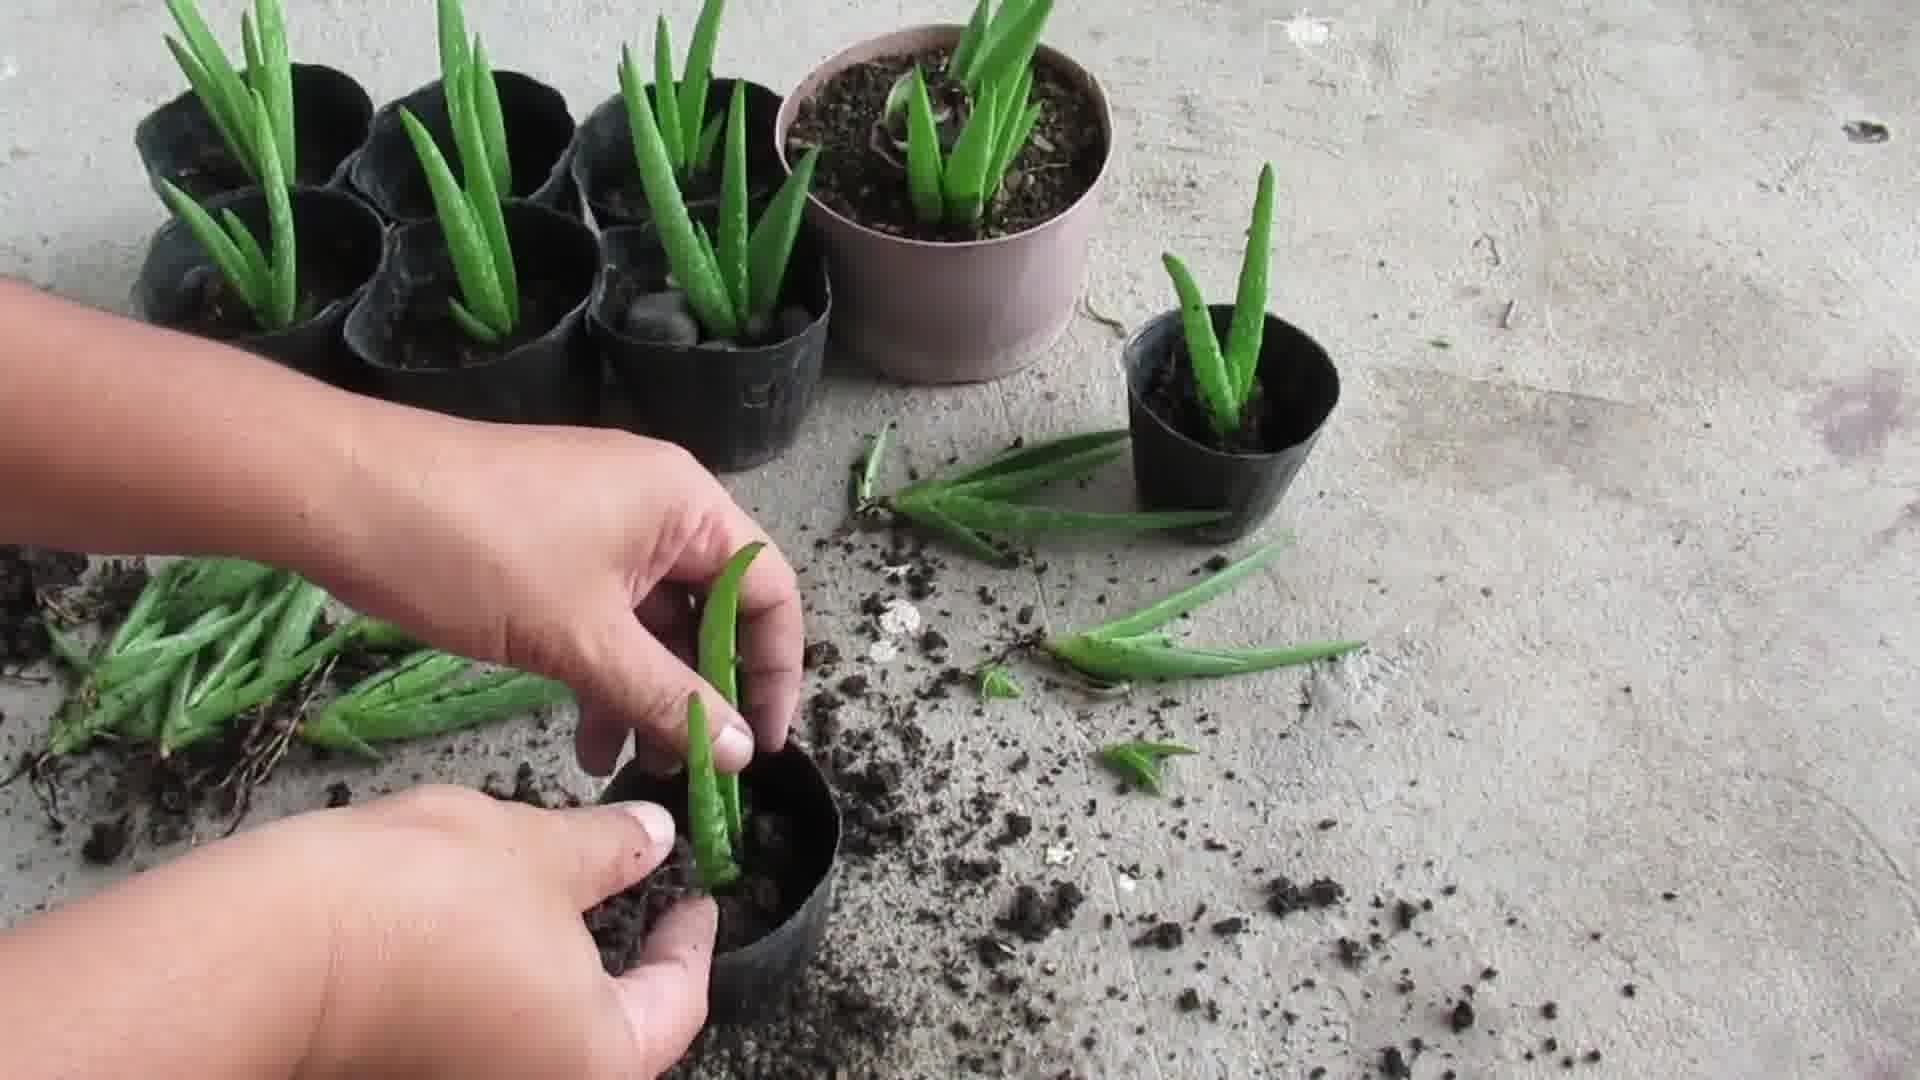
[38,555,571,763]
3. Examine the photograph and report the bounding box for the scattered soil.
[785,44,1108,242]
[1138,339,1293,455]
[0,546,88,669]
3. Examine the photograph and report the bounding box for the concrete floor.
[3,0,1917,1076]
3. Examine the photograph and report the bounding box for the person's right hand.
[306,421,804,777]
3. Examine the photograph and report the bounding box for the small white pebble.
[867,640,900,663]
[1116,874,1137,893]
[877,599,921,637]
[1044,844,1075,867]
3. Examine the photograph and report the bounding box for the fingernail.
[713,724,754,769]
[621,801,675,849]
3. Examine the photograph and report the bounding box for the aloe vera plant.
[155,89,300,331]
[162,0,295,184]
[298,649,572,759]
[679,540,764,890]
[635,0,730,186]
[1041,538,1364,688]
[855,425,1229,566]
[1099,739,1196,795]
[878,0,1054,227]
[619,45,819,342]
[1161,162,1276,438]
[401,13,518,343]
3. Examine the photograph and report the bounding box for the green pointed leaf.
[917,428,1131,492]
[965,0,1053,92]
[436,0,469,84]
[1046,633,1362,683]
[1225,162,1274,407]
[470,38,511,194]
[451,46,517,327]
[976,664,1023,700]
[904,66,945,224]
[894,499,1015,565]
[651,16,685,173]
[945,439,1126,501]
[252,0,295,180]
[943,87,999,223]
[251,88,298,329]
[1098,738,1196,795]
[159,180,263,317]
[684,694,741,889]
[400,105,507,337]
[849,420,894,511]
[1083,537,1293,640]
[717,81,751,322]
[676,0,725,165]
[932,493,1225,534]
[744,145,817,323]
[1161,251,1239,436]
[948,0,995,80]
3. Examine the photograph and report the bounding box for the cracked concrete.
[2,0,1917,1077]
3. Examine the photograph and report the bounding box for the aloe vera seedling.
[682,693,741,888]
[1161,162,1276,438]
[633,0,730,185]
[162,0,295,184]
[1099,740,1196,795]
[156,89,300,331]
[298,649,572,759]
[884,0,1054,226]
[976,664,1024,700]
[620,48,819,342]
[401,21,518,343]
[858,426,1228,566]
[1041,539,1364,688]
[696,540,764,855]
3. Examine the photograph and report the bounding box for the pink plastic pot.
[774,26,1114,385]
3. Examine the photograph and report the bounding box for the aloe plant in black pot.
[345,0,580,224]
[341,33,599,425]
[1123,162,1341,544]
[588,45,830,473]
[134,0,374,206]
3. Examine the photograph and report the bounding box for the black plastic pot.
[594,741,841,1027]
[346,72,580,225]
[588,219,831,473]
[134,62,375,207]
[570,78,785,231]
[1123,305,1342,544]
[135,185,386,390]
[341,201,600,425]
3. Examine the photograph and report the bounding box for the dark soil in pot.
[341,201,600,425]
[783,43,1106,242]
[573,78,785,230]
[135,186,385,388]
[584,741,841,1026]
[1125,305,1342,543]
[347,71,580,224]
[134,63,374,205]
[590,221,831,472]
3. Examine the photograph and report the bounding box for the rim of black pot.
[134,62,376,200]
[596,739,843,959]
[346,70,579,222]
[136,183,387,338]
[1121,305,1343,462]
[569,76,786,229]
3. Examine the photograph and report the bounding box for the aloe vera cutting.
[855,425,1228,565]
[1161,161,1277,439]
[1041,539,1364,688]
[1098,740,1197,795]
[682,540,764,890]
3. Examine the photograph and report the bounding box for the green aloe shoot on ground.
[156,89,300,332]
[695,540,764,863]
[887,0,1054,226]
[1042,538,1364,688]
[858,425,1228,565]
[636,0,730,185]
[402,28,518,343]
[1160,161,1276,438]
[620,47,819,342]
[299,649,572,759]
[1099,740,1196,795]
[163,0,295,184]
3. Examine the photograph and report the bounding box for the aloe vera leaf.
[916,428,1132,493]
[967,0,1053,92]
[400,106,507,337]
[977,665,1023,700]
[240,12,263,105]
[904,67,945,225]
[683,693,741,889]
[448,298,502,344]
[452,45,517,326]
[1098,738,1196,795]
[1225,162,1275,409]
[1046,633,1362,683]
[469,38,512,197]
[166,0,253,167]
[49,645,201,754]
[301,665,569,754]
[931,493,1226,534]
[93,603,250,687]
[744,146,818,324]
[947,0,995,81]
[155,557,275,626]
[697,541,763,845]
[695,111,725,172]
[850,420,894,511]
[253,0,294,181]
[188,578,294,707]
[892,499,1015,566]
[158,652,205,755]
[943,87,999,224]
[253,89,298,329]
[1081,538,1291,639]
[44,622,93,674]
[163,35,249,175]
[716,81,751,323]
[186,613,364,726]
[262,577,328,661]
[160,181,263,316]
[676,0,725,166]
[106,561,188,657]
[435,0,468,85]
[943,439,1127,501]
[1161,252,1239,436]
[990,99,1042,196]
[129,691,165,742]
[217,206,270,309]
[620,44,738,338]
[650,16,685,173]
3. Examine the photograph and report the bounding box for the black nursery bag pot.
[341,200,601,426]
[346,72,581,225]
[570,77,785,231]
[1122,304,1342,544]
[134,62,375,207]
[591,741,842,1026]
[135,185,386,390]
[588,219,832,474]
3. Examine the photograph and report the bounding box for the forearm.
[0,817,338,1079]
[0,276,448,580]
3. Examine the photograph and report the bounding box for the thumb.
[575,608,757,775]
[607,896,717,1071]
[517,799,679,913]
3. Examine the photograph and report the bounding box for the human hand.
[310,422,803,776]
[298,785,715,1078]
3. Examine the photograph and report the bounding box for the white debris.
[867,639,900,663]
[1044,844,1076,867]
[1116,873,1137,893]
[877,598,921,637]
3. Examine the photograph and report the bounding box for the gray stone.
[621,290,699,346]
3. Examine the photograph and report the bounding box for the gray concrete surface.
[3,0,1917,1076]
